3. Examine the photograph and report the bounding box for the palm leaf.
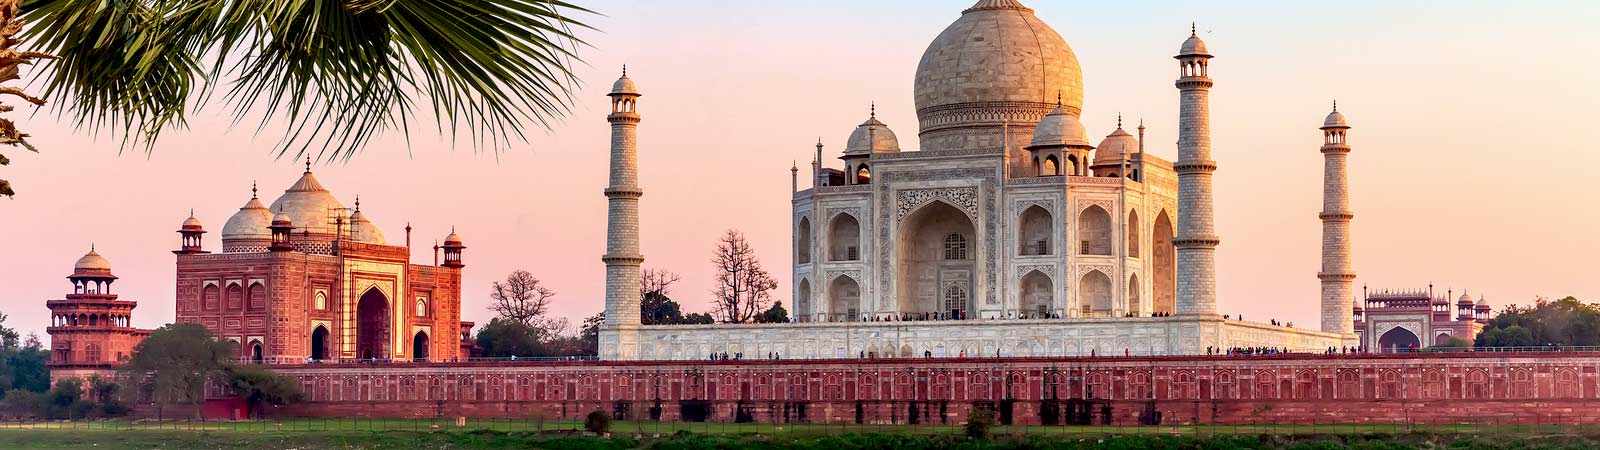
[18,0,594,162]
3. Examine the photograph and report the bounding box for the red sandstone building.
[1354,286,1489,351]
[45,248,152,383]
[172,164,469,363]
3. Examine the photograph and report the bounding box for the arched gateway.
[356,288,391,360]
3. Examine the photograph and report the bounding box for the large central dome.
[914,0,1083,154]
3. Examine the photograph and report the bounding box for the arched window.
[1127,210,1141,258]
[203,285,220,311]
[314,291,328,310]
[855,165,871,184]
[943,233,968,260]
[1041,156,1059,176]
[943,285,967,312]
[1078,205,1112,255]
[415,297,429,317]
[797,218,812,264]
[1018,206,1052,256]
[248,282,267,310]
[225,284,244,309]
[829,214,861,261]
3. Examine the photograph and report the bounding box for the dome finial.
[189,208,195,218]
[1117,113,1123,129]
[1332,99,1338,113]
[251,181,258,199]
[305,155,312,173]
[1056,91,1063,107]
[354,195,361,212]
[870,101,876,119]
[621,64,627,77]
[1191,22,1197,37]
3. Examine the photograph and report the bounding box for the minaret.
[1318,101,1356,336]
[600,67,644,360]
[1173,24,1220,316]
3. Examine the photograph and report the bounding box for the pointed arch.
[1019,270,1053,317]
[828,213,861,261]
[311,325,330,361]
[413,331,431,362]
[828,275,861,322]
[1078,205,1112,255]
[1128,274,1142,315]
[1079,270,1112,316]
[897,200,977,315]
[1018,205,1052,256]
[1126,209,1141,258]
[855,164,871,184]
[1041,155,1060,176]
[356,287,391,360]
[797,217,812,264]
[248,281,267,310]
[1378,327,1420,353]
[1152,210,1176,315]
[226,283,244,309]
[796,278,813,321]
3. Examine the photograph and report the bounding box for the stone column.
[1173,31,1220,316]
[601,71,644,360]
[1318,104,1356,336]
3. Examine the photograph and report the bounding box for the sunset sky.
[2,0,1597,339]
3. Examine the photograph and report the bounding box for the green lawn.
[3,419,1600,449]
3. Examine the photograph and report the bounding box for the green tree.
[121,323,236,416]
[475,318,542,358]
[578,312,603,356]
[681,313,715,325]
[226,366,304,418]
[7,0,594,197]
[0,313,49,399]
[1475,297,1599,347]
[757,300,789,324]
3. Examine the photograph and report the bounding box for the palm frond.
[19,0,594,162]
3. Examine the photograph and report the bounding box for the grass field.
[3,419,1599,449]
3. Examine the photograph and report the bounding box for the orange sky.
[2,1,1597,338]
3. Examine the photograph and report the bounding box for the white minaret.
[1173,25,1220,316]
[1318,102,1356,336]
[600,67,644,360]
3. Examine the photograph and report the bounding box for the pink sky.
[2,1,1597,339]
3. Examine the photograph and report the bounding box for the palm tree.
[0,0,593,197]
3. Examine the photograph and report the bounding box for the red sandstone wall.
[264,353,1600,425]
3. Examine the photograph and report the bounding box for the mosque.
[166,163,471,364]
[597,0,1359,360]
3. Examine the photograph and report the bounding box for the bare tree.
[710,230,779,323]
[489,270,566,335]
[640,268,681,300]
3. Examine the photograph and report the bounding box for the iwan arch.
[597,0,1353,360]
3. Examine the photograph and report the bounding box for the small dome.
[1027,106,1091,149]
[272,211,293,225]
[349,210,386,244]
[443,231,464,246]
[610,72,639,96]
[181,213,203,229]
[74,248,111,272]
[1093,121,1140,164]
[1179,34,1209,56]
[1458,292,1473,304]
[1322,109,1349,129]
[1477,295,1489,307]
[268,170,345,236]
[843,115,900,155]
[222,196,274,240]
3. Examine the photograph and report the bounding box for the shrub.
[964,406,995,440]
[584,409,611,434]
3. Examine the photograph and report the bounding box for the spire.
[189,208,195,218]
[354,195,361,212]
[870,102,876,119]
[1056,91,1063,107]
[1117,113,1123,129]
[251,181,258,199]
[1191,22,1197,37]
[305,155,312,173]
[621,64,627,77]
[1332,99,1338,113]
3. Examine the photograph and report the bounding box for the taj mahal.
[597,0,1364,361]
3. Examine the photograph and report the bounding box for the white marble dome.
[1094,123,1140,164]
[844,116,900,155]
[349,210,386,244]
[1323,109,1349,128]
[914,0,1084,135]
[1179,34,1209,56]
[268,170,346,236]
[611,74,639,96]
[1027,106,1089,149]
[222,196,273,240]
